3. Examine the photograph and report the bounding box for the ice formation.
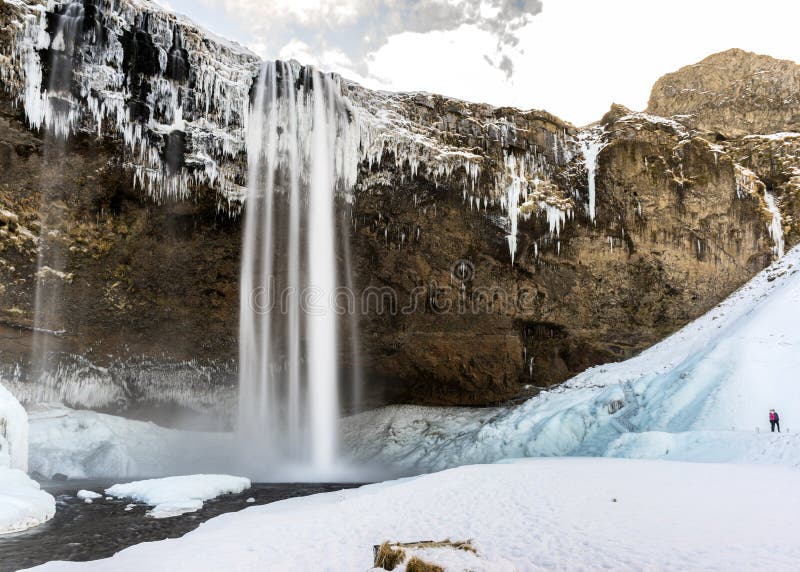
[0,381,28,472]
[0,382,55,534]
[341,244,800,473]
[5,0,258,204]
[763,188,785,258]
[2,0,573,217]
[0,0,582,307]
[577,127,605,223]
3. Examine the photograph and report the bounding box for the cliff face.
[647,49,800,138]
[647,48,800,252]
[0,2,792,422]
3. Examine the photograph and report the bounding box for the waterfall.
[238,62,360,474]
[31,2,86,378]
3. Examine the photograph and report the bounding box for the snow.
[28,403,234,479]
[743,132,800,141]
[27,458,800,571]
[105,474,251,519]
[0,468,56,534]
[0,382,55,534]
[0,380,28,471]
[76,490,102,501]
[342,245,800,473]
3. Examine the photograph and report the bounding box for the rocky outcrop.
[647,49,800,138]
[350,107,773,405]
[0,2,791,420]
[725,133,800,248]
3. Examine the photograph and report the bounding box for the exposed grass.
[405,556,445,572]
[374,541,406,570]
[374,539,477,570]
[395,539,477,554]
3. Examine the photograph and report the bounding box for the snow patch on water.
[105,474,251,519]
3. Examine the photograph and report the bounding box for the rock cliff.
[647,48,800,138]
[0,2,793,423]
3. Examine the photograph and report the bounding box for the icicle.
[503,152,521,265]
[764,189,785,258]
[578,128,605,224]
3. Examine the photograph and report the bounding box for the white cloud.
[167,0,800,126]
[361,25,508,103]
[199,0,542,78]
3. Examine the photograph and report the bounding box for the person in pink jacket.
[769,409,781,433]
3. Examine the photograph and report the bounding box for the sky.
[157,0,800,126]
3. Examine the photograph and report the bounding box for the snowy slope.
[342,246,800,473]
[27,458,800,571]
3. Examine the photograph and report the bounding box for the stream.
[0,480,361,571]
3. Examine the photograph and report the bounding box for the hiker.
[769,409,781,433]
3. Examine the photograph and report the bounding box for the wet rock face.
[647,49,800,138]
[726,134,800,249]
[0,96,240,420]
[349,110,774,405]
[2,89,774,412]
[0,1,791,414]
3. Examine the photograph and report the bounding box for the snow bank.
[343,245,800,473]
[28,404,235,479]
[27,458,800,570]
[0,383,55,533]
[105,474,250,518]
[0,380,28,471]
[0,468,55,534]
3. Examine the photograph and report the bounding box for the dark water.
[0,480,361,571]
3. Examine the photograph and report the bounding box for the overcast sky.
[158,0,800,126]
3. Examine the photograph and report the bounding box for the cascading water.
[238,61,360,474]
[31,2,87,380]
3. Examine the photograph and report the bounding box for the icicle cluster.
[1,0,579,239]
[4,0,259,205]
[763,189,785,258]
[577,126,606,223]
[494,148,573,263]
[734,164,763,199]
